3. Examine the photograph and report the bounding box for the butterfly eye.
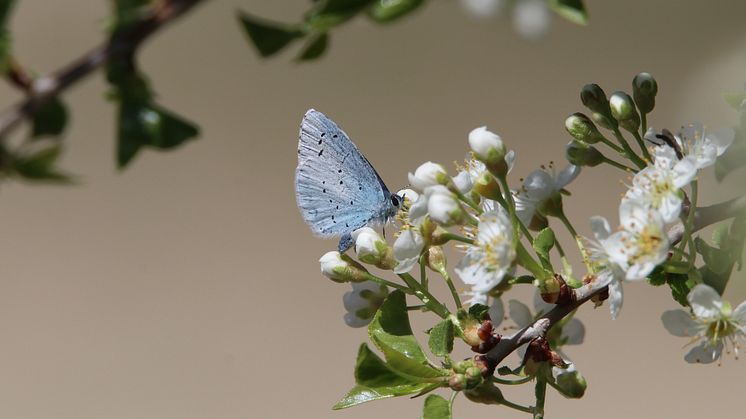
[391,195,400,207]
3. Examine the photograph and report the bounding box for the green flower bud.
[473,171,501,201]
[425,246,447,273]
[564,112,603,144]
[552,365,587,399]
[565,141,604,167]
[448,373,467,391]
[591,111,616,130]
[464,382,504,405]
[609,91,640,133]
[632,72,658,114]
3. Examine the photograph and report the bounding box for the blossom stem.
[492,375,534,385]
[497,175,537,248]
[557,210,578,238]
[517,243,550,280]
[494,187,534,243]
[439,232,474,245]
[533,377,547,419]
[612,127,647,169]
[407,304,427,311]
[501,398,534,414]
[641,113,648,137]
[398,273,450,318]
[455,190,482,214]
[632,130,653,162]
[685,180,699,269]
[364,273,413,294]
[599,136,625,154]
[438,268,463,309]
[419,256,428,290]
[601,155,636,172]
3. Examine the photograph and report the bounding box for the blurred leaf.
[238,12,304,58]
[117,100,199,168]
[333,343,436,410]
[468,303,490,321]
[367,0,424,23]
[714,130,745,182]
[297,32,328,61]
[724,92,746,110]
[12,143,72,183]
[0,0,17,70]
[305,0,375,31]
[422,394,451,419]
[428,319,454,357]
[548,0,588,25]
[31,98,68,138]
[695,237,730,275]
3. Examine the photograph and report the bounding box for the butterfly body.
[295,109,400,252]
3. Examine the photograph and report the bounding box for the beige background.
[0,0,744,418]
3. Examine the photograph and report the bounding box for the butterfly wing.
[295,109,389,238]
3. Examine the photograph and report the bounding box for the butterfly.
[295,109,401,252]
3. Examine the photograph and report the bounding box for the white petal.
[687,284,723,320]
[504,150,516,173]
[508,299,533,328]
[684,341,723,364]
[671,157,697,188]
[589,216,612,241]
[453,170,473,194]
[661,310,697,337]
[608,279,624,319]
[733,301,746,323]
[555,165,581,189]
[625,261,657,281]
[562,318,585,345]
[489,298,505,327]
[532,289,554,316]
[344,312,370,328]
[461,0,505,18]
[523,169,554,199]
[709,127,735,156]
[512,0,551,40]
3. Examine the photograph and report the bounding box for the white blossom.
[393,229,424,274]
[661,284,746,364]
[607,201,670,281]
[468,126,506,162]
[514,164,580,226]
[426,185,464,226]
[583,216,627,319]
[676,122,735,170]
[408,162,448,192]
[455,207,516,305]
[343,281,389,328]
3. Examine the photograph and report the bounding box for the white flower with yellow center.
[455,206,516,305]
[676,122,735,170]
[606,201,669,281]
[623,146,697,223]
[661,284,746,364]
[514,163,580,227]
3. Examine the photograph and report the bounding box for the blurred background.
[0,0,744,417]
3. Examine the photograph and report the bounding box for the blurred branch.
[0,0,208,139]
[668,194,746,245]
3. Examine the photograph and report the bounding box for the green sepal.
[10,143,72,183]
[422,394,451,419]
[367,0,424,23]
[468,303,490,321]
[548,0,588,25]
[333,343,438,410]
[428,319,454,357]
[237,11,305,57]
[533,227,555,268]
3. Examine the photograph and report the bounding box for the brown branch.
[0,0,208,139]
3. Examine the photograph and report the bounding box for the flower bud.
[408,162,449,192]
[564,112,603,144]
[448,373,467,391]
[426,185,465,226]
[565,141,604,167]
[464,382,504,405]
[473,171,501,201]
[452,170,473,194]
[469,127,507,173]
[609,91,640,133]
[580,84,616,129]
[396,188,420,209]
[343,281,388,328]
[552,363,587,398]
[319,251,369,283]
[351,227,395,270]
[424,246,447,273]
[392,228,425,274]
[632,72,657,114]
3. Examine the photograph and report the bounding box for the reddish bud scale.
[474,355,496,378]
[477,320,493,341]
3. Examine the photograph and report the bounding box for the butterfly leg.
[338,233,354,253]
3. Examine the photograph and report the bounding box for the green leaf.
[297,32,328,61]
[533,227,555,268]
[548,0,588,25]
[0,0,17,70]
[714,135,746,182]
[367,0,424,23]
[695,237,731,275]
[724,92,746,110]
[468,303,490,321]
[31,98,68,138]
[333,344,435,410]
[12,143,72,183]
[117,101,199,168]
[422,394,451,419]
[237,12,304,58]
[667,274,694,307]
[428,319,454,357]
[369,290,427,362]
[305,0,375,30]
[368,290,446,380]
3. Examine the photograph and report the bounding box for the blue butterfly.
[295,109,401,252]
